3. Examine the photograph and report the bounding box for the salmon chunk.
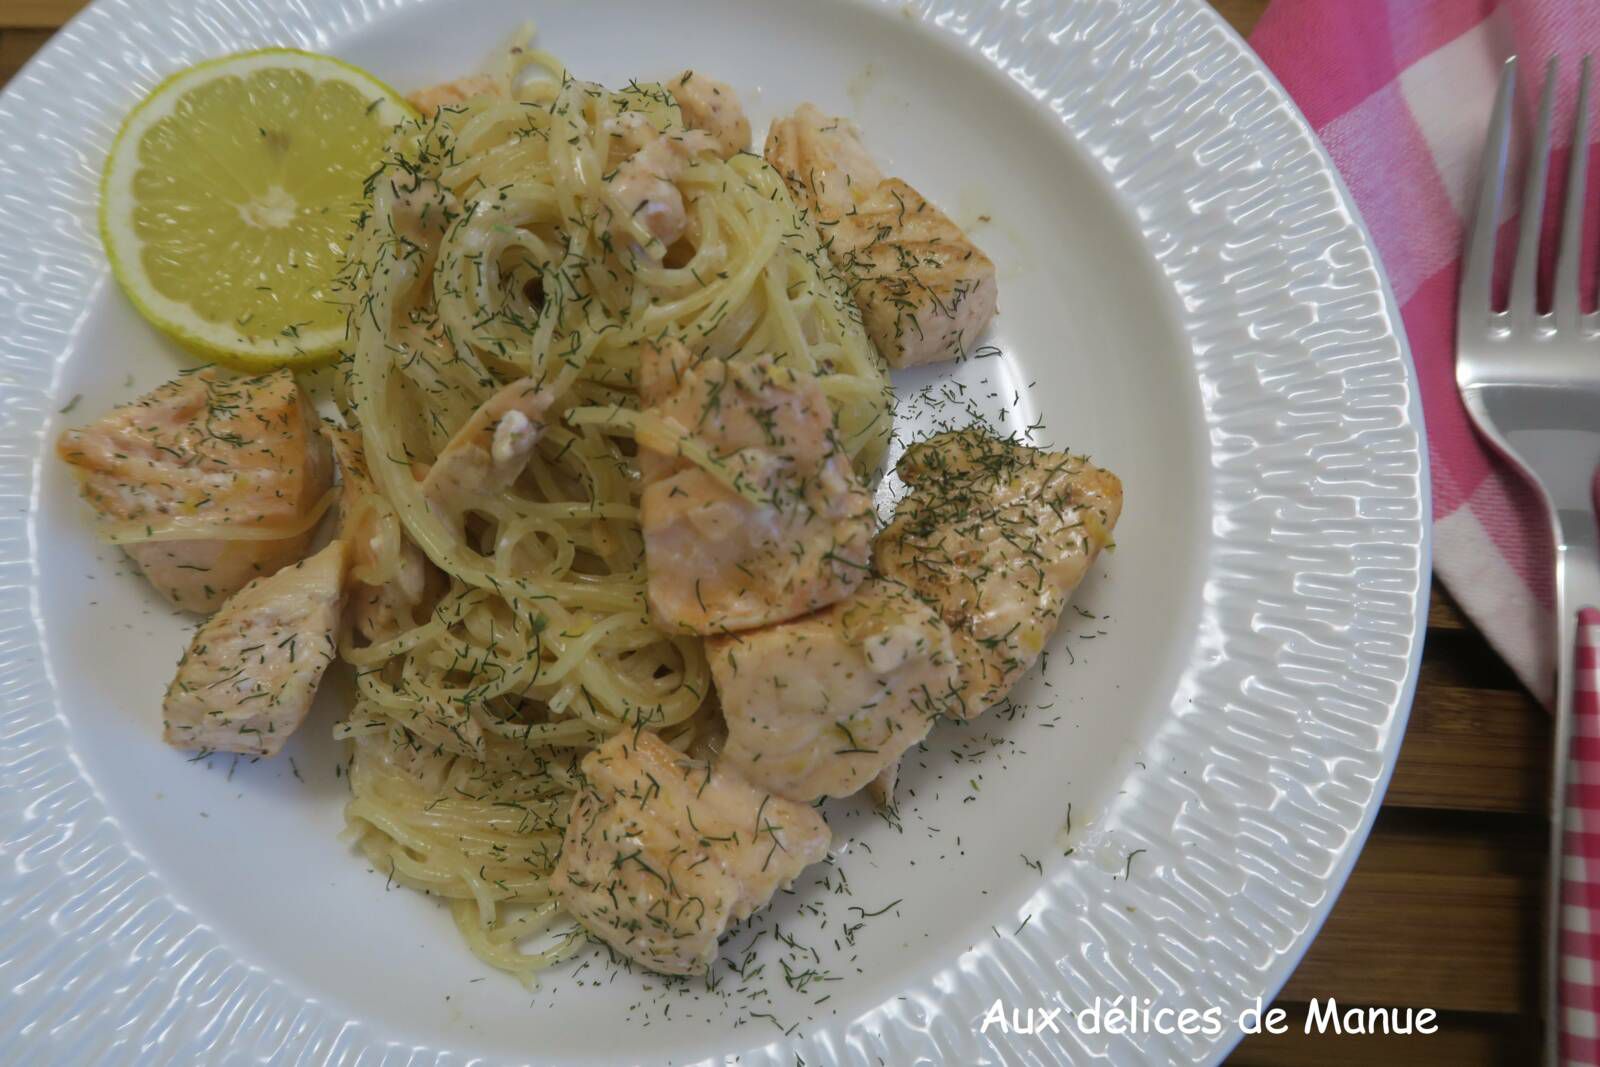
[708,578,959,802]
[407,75,505,116]
[875,430,1122,718]
[831,178,999,369]
[420,379,553,518]
[637,337,697,409]
[639,351,874,634]
[765,105,997,367]
[162,539,348,757]
[551,730,830,975]
[669,70,750,159]
[763,104,884,219]
[602,112,719,260]
[329,428,435,645]
[635,338,696,484]
[56,369,334,614]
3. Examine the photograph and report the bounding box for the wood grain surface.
[0,1,1540,1063]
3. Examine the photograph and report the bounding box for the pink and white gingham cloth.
[1249,1,1600,1059]
[1566,609,1600,1064]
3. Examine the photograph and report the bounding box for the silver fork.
[1458,55,1599,1063]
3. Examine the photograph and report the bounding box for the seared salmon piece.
[328,428,436,646]
[765,104,997,367]
[602,112,719,260]
[669,70,751,159]
[764,104,884,219]
[420,378,553,518]
[830,178,999,369]
[162,539,348,756]
[635,338,696,483]
[638,352,874,634]
[551,730,829,975]
[875,430,1122,718]
[708,578,958,802]
[56,368,334,613]
[637,336,697,409]
[407,75,504,116]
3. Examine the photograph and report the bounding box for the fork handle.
[1552,522,1600,1067]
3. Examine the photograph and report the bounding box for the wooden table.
[2,1,1544,1063]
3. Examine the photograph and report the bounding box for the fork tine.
[1463,57,1517,327]
[1555,55,1593,329]
[1510,57,1558,326]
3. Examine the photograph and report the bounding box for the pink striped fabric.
[1252,0,1600,708]
[1565,608,1600,1063]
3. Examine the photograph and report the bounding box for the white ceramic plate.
[0,1,1429,1063]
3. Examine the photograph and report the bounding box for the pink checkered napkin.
[1565,609,1600,1065]
[1252,0,1600,707]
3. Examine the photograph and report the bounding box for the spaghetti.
[330,37,890,982]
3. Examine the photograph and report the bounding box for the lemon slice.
[101,48,414,370]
